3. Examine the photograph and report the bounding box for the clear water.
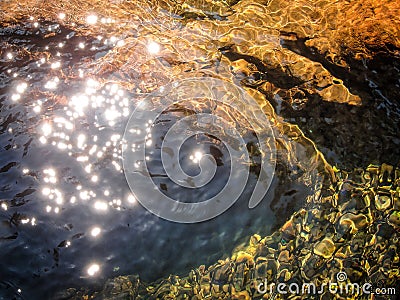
[0,2,399,299]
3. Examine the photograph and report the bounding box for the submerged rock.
[61,165,400,299]
[313,237,335,259]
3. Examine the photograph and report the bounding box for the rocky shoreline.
[56,164,400,299]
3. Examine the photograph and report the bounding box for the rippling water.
[0,0,399,299]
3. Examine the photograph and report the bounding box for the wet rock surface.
[64,165,400,299]
[1,0,399,169]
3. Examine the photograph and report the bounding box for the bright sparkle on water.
[77,134,86,149]
[127,194,136,204]
[86,14,98,25]
[94,201,108,211]
[147,41,160,54]
[45,77,59,90]
[42,123,52,136]
[16,82,28,93]
[11,94,20,101]
[87,264,100,276]
[190,151,204,164]
[91,227,101,237]
[6,22,142,280]
[51,61,61,69]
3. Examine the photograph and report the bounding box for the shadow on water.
[224,36,400,170]
[277,38,400,169]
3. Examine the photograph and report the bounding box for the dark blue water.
[0,20,322,299]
